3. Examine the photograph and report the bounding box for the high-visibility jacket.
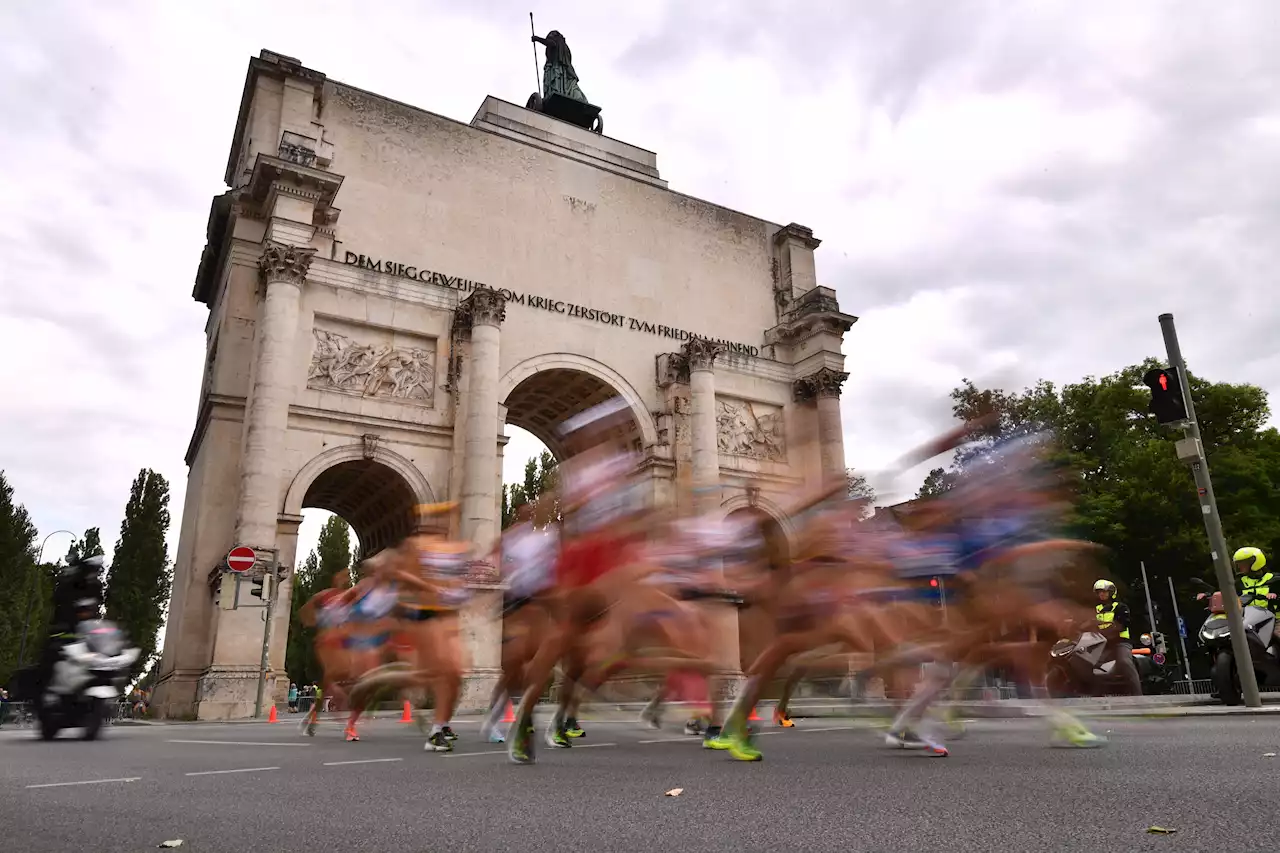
[1096,602,1129,640]
[1241,572,1276,609]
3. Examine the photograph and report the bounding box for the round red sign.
[227,545,257,573]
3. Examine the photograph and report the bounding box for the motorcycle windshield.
[79,620,126,657]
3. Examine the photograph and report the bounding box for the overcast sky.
[2,1,1277,569]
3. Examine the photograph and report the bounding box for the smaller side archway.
[283,443,436,557]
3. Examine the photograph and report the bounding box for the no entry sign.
[226,546,257,573]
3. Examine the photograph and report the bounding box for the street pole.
[17,529,75,668]
[1158,312,1261,707]
[1168,574,1193,683]
[1139,561,1158,639]
[253,552,279,719]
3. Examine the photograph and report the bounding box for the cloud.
[2,0,1277,561]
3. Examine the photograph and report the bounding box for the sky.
[3,1,1278,573]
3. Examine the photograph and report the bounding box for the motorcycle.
[1194,583,1280,705]
[1132,631,1173,695]
[35,619,140,740]
[1045,624,1156,698]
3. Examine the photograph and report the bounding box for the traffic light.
[215,574,236,611]
[249,573,272,602]
[929,577,939,589]
[1143,367,1188,425]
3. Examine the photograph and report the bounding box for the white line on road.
[26,777,141,789]
[169,740,310,747]
[185,766,280,777]
[323,758,404,766]
[639,737,696,744]
[446,749,508,758]
[563,742,617,749]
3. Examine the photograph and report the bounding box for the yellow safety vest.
[1096,602,1129,640]
[1241,572,1275,607]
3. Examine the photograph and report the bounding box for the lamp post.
[16,529,75,668]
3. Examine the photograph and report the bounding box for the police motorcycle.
[1132,632,1173,695]
[1045,621,1154,698]
[1192,578,1280,706]
[11,556,140,740]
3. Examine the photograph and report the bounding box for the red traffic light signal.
[1143,367,1188,425]
[929,577,939,588]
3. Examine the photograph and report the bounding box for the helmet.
[1233,546,1267,574]
[1093,579,1117,599]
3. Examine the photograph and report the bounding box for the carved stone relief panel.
[716,397,785,462]
[308,324,436,405]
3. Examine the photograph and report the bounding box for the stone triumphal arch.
[153,49,857,719]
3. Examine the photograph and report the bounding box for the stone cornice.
[243,153,343,215]
[793,366,850,402]
[765,286,858,347]
[773,222,822,251]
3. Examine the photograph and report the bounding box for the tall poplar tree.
[0,471,39,685]
[103,469,172,679]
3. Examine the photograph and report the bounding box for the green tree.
[0,471,39,686]
[933,360,1280,663]
[502,451,559,529]
[103,469,172,680]
[285,550,321,688]
[846,469,876,519]
[65,527,105,564]
[915,467,957,499]
[284,515,352,686]
[316,515,352,587]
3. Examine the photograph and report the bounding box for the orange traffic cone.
[267,705,278,723]
[748,706,761,722]
[400,701,413,724]
[502,701,515,723]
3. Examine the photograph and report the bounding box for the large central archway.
[499,354,658,461]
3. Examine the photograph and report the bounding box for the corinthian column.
[235,242,314,550]
[683,338,725,513]
[458,288,507,553]
[794,366,849,486]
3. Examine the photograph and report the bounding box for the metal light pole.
[1139,561,1158,638]
[1159,313,1261,707]
[253,551,284,719]
[16,529,75,668]
[1168,574,1193,683]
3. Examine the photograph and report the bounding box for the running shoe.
[702,726,730,750]
[545,721,572,748]
[773,709,796,729]
[884,728,948,756]
[638,706,662,731]
[564,717,585,738]
[344,726,360,743]
[508,723,534,764]
[425,731,453,752]
[1050,722,1106,749]
[727,731,763,762]
[684,718,704,736]
[442,726,458,741]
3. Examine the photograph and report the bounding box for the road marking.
[26,777,141,789]
[792,725,862,733]
[185,766,280,777]
[169,740,310,747]
[639,737,697,744]
[323,758,404,767]
[446,742,618,758]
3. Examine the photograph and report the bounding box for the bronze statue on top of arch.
[527,30,604,136]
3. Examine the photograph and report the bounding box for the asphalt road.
[1,711,1275,853]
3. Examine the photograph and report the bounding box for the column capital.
[258,241,315,287]
[682,337,725,373]
[456,287,508,331]
[793,366,849,402]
